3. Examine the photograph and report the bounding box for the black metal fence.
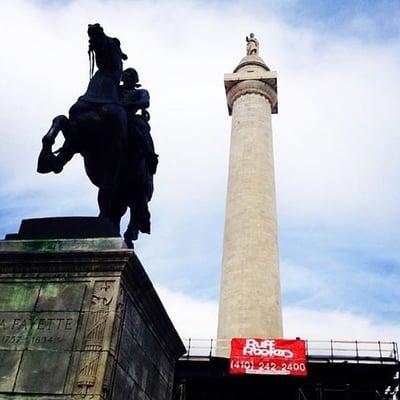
[182,338,399,364]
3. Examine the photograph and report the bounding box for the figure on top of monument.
[37,24,157,247]
[246,33,259,55]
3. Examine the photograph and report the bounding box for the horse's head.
[88,23,106,52]
[87,23,127,66]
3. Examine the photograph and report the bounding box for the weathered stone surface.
[15,351,70,393]
[114,292,178,400]
[0,313,78,351]
[0,351,22,391]
[0,237,127,253]
[0,312,33,350]
[26,312,79,351]
[0,283,40,312]
[113,365,136,399]
[0,237,185,399]
[36,283,86,311]
[0,396,79,400]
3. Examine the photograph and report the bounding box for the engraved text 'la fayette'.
[0,317,74,330]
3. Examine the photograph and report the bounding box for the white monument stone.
[216,34,283,357]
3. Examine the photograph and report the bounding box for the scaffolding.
[182,338,398,365]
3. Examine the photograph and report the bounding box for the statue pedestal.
[0,219,185,400]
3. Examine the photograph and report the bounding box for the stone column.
[216,48,283,356]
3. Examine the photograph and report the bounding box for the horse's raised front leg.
[38,115,74,174]
[42,115,71,147]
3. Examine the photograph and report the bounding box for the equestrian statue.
[37,24,158,247]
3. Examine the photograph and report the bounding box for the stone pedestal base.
[0,235,185,399]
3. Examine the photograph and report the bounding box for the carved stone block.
[14,351,71,393]
[0,350,21,391]
[0,236,185,400]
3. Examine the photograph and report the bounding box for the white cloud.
[158,287,400,363]
[156,285,218,339]
[284,306,400,343]
[156,286,400,357]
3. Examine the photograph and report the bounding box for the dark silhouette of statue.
[37,24,157,247]
[118,68,158,243]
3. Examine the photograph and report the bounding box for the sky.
[1,0,400,347]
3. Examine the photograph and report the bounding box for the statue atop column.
[37,24,158,247]
[246,33,259,55]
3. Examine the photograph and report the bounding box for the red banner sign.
[230,338,308,376]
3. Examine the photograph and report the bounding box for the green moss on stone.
[37,283,86,311]
[0,284,40,311]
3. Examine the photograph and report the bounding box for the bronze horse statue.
[37,24,157,247]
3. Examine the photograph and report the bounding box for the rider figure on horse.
[118,68,158,242]
[119,68,158,200]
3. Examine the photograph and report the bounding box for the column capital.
[224,70,278,115]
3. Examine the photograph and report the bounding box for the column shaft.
[217,92,283,355]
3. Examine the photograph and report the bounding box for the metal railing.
[306,340,398,364]
[181,338,399,364]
